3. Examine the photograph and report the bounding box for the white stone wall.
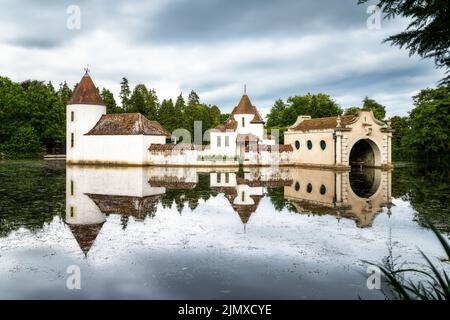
[284,130,335,166]
[66,104,106,162]
[67,135,166,165]
[210,131,238,156]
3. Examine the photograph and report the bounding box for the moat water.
[0,160,448,299]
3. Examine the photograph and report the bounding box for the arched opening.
[349,139,380,168]
[349,168,381,198]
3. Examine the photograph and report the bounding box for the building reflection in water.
[65,165,392,255]
[285,168,392,228]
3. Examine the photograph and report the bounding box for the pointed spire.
[68,69,105,106]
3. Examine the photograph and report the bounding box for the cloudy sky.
[0,0,444,117]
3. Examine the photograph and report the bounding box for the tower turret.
[66,70,106,162]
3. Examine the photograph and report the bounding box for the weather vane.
[244,84,247,94]
[84,66,90,75]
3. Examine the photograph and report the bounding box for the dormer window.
[242,117,245,127]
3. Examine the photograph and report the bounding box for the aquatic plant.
[366,219,450,300]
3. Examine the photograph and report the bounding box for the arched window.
[320,140,326,150]
[320,185,326,195]
[295,182,300,191]
[307,183,313,193]
[295,141,300,150]
[307,140,312,150]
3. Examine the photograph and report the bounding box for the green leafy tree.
[1,126,42,158]
[363,97,386,120]
[128,84,159,119]
[101,88,120,114]
[266,99,286,128]
[174,93,186,130]
[406,85,450,163]
[390,115,411,160]
[344,107,361,116]
[57,81,72,105]
[119,77,131,110]
[158,99,175,131]
[358,0,450,85]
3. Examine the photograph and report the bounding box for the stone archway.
[349,139,381,168]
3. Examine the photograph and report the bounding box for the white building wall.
[66,104,106,162]
[210,131,238,157]
[284,131,335,166]
[233,114,264,139]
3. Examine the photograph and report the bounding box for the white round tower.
[66,70,106,163]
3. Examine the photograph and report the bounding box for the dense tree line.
[265,87,449,164]
[0,76,226,158]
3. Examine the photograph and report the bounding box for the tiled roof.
[211,117,238,132]
[86,193,162,220]
[213,94,265,132]
[68,72,105,106]
[237,133,260,142]
[149,143,205,152]
[86,113,171,137]
[68,222,104,256]
[290,115,355,132]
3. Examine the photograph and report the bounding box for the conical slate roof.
[231,94,264,123]
[68,71,105,106]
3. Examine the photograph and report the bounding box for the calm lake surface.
[0,160,449,299]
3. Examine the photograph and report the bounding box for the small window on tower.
[71,133,74,148]
[217,173,221,183]
[70,206,75,218]
[71,111,74,122]
[242,117,245,127]
[70,180,74,196]
[225,136,229,147]
[217,136,221,147]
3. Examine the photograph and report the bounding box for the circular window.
[307,140,313,150]
[295,141,300,150]
[320,140,326,150]
[320,185,326,195]
[307,183,313,193]
[295,182,300,191]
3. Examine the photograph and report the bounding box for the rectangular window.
[217,136,221,147]
[71,133,74,148]
[70,180,74,196]
[242,117,245,127]
[225,173,229,183]
[241,191,245,202]
[71,111,74,122]
[70,206,74,218]
[225,136,229,147]
[217,173,221,183]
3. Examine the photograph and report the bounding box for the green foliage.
[127,84,159,120]
[119,77,131,109]
[344,106,361,116]
[101,88,121,114]
[344,98,386,121]
[390,115,410,160]
[265,93,343,133]
[407,86,450,163]
[0,77,65,159]
[362,97,386,120]
[365,218,450,300]
[358,0,450,85]
[1,126,42,158]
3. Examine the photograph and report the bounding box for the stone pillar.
[387,132,392,165]
[335,131,343,166]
